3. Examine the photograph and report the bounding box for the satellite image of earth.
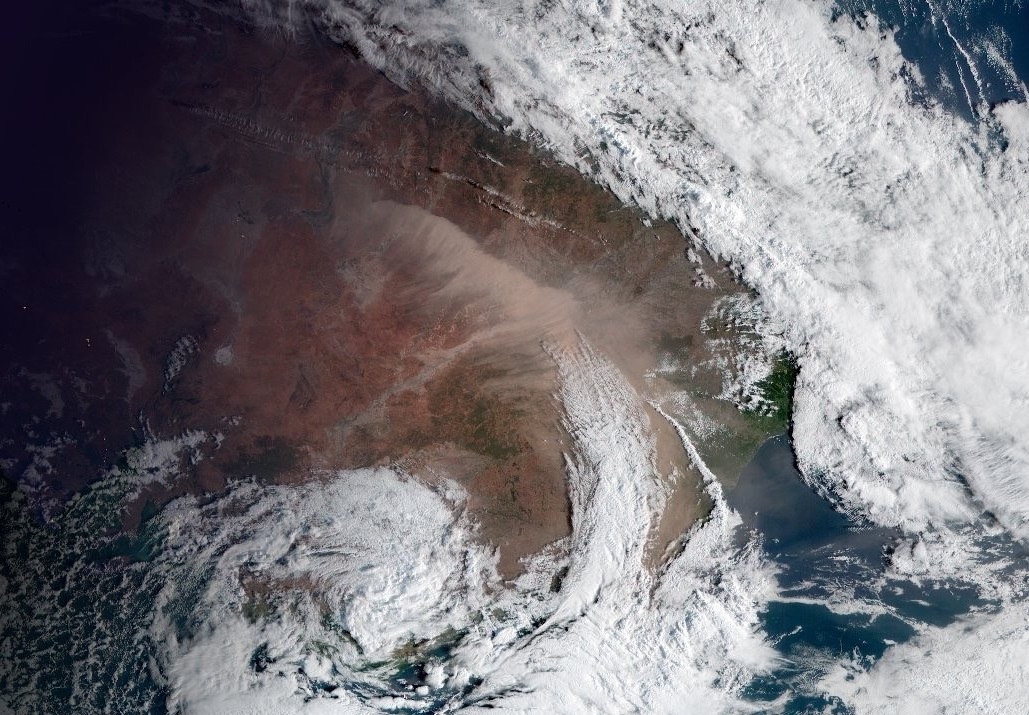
[2,0,1028,713]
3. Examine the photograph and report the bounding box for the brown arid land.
[1,6,775,577]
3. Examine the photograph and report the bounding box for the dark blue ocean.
[725,4,1029,709]
[727,437,989,712]
[840,0,1029,117]
[1,2,1026,713]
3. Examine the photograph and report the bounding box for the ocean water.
[3,344,776,714]
[5,0,1029,712]
[5,430,1022,714]
[844,0,1029,117]
[292,0,1029,543]
[727,436,1006,713]
[720,4,1029,707]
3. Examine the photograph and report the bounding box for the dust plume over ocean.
[3,0,1029,712]
[239,0,1029,710]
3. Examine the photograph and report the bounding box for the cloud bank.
[149,340,776,713]
[244,0,1029,542]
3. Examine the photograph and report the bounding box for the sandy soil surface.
[1,6,765,576]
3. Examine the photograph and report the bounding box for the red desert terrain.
[1,8,768,576]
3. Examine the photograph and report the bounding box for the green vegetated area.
[745,351,799,432]
[691,351,799,486]
[651,328,801,486]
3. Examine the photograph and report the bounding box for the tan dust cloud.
[331,199,702,570]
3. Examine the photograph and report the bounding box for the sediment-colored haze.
[1,8,767,576]
[7,1,1028,712]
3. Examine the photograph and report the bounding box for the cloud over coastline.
[150,342,776,713]
[244,0,1029,543]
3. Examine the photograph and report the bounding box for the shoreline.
[1,5,782,576]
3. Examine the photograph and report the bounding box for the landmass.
[1,5,783,577]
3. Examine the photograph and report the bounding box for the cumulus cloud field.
[6,1,1028,712]
[235,0,1029,710]
[253,0,1029,541]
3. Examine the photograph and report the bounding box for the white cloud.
[206,0,1029,708]
[151,339,777,713]
[822,601,1029,715]
[251,0,1029,544]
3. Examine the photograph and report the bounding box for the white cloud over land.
[244,0,1029,543]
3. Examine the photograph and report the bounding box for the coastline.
[1,6,782,575]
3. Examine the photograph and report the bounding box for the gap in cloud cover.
[0,352,779,713]
[0,9,789,709]
[837,0,1029,118]
[7,1,1029,712]
[249,0,1029,544]
[230,1,1029,710]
